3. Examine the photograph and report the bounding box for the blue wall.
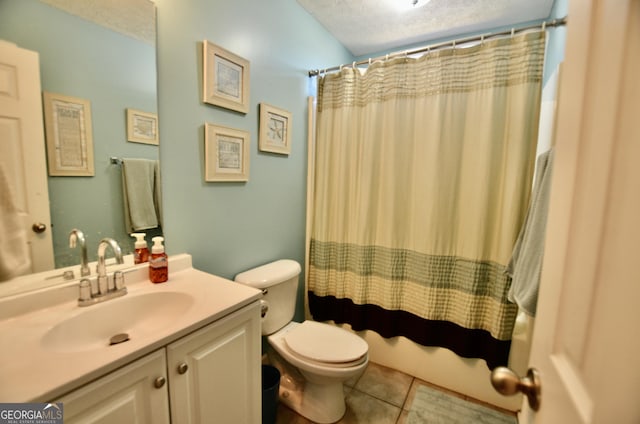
[155,0,567,322]
[0,0,158,266]
[154,0,352,320]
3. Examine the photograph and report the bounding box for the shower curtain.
[308,31,546,369]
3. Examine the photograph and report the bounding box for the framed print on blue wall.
[259,103,292,155]
[42,91,95,176]
[202,41,250,114]
[204,123,250,182]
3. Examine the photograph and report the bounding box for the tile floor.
[275,361,517,424]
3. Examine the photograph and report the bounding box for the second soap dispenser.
[149,236,168,283]
[131,233,149,264]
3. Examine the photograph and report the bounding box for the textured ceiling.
[40,0,155,45]
[297,0,555,56]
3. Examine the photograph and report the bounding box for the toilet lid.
[284,321,368,364]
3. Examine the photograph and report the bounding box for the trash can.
[262,365,280,424]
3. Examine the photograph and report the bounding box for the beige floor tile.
[275,403,314,424]
[338,389,401,424]
[396,409,410,424]
[354,362,413,407]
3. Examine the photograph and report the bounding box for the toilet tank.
[234,260,301,335]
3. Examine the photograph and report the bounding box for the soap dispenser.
[131,233,149,264]
[149,236,168,283]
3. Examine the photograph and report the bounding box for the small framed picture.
[204,123,250,182]
[127,109,159,145]
[203,41,250,114]
[42,92,95,176]
[259,103,292,155]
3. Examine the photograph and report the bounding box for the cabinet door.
[167,301,261,424]
[55,349,170,424]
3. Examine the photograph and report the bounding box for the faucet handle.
[79,279,91,302]
[114,271,125,290]
[98,275,108,295]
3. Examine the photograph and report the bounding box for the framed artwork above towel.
[127,109,159,145]
[42,92,95,176]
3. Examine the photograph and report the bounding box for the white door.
[0,40,54,274]
[517,0,640,422]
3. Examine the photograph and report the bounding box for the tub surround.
[0,253,261,402]
[333,322,529,411]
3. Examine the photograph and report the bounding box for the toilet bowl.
[234,260,369,423]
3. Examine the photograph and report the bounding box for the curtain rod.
[308,16,567,77]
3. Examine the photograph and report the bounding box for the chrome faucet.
[96,238,124,294]
[78,237,126,307]
[68,228,90,277]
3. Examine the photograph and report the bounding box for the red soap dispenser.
[131,233,149,264]
[149,236,168,283]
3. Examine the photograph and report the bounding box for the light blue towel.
[506,149,554,316]
[121,158,162,232]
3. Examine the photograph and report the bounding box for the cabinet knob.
[177,362,189,374]
[154,376,166,388]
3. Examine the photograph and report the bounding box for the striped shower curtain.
[308,31,546,369]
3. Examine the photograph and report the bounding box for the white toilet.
[235,259,369,424]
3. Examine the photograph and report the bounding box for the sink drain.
[109,333,130,345]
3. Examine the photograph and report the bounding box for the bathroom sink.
[41,291,195,352]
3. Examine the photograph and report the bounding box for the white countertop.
[0,254,261,402]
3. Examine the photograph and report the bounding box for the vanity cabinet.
[56,349,170,423]
[167,300,261,424]
[55,301,261,424]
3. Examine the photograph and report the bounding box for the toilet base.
[268,350,349,423]
[279,371,346,424]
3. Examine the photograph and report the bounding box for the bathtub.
[331,311,533,411]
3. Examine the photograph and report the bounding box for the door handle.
[32,222,47,233]
[490,367,541,411]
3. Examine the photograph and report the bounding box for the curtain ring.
[352,61,357,69]
[480,35,485,45]
[452,40,456,49]
[339,64,344,71]
[385,54,389,61]
[368,58,372,65]
[542,21,546,31]
[511,28,515,37]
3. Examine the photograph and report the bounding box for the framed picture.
[127,109,159,145]
[204,123,250,182]
[42,92,95,176]
[259,103,292,155]
[203,41,250,114]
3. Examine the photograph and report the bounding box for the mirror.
[0,0,160,284]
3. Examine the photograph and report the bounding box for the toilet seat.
[283,321,368,367]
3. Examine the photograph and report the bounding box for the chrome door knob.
[491,367,541,411]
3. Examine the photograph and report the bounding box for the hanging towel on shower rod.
[506,148,555,316]
[121,158,163,232]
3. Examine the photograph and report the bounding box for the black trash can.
[262,365,280,424]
